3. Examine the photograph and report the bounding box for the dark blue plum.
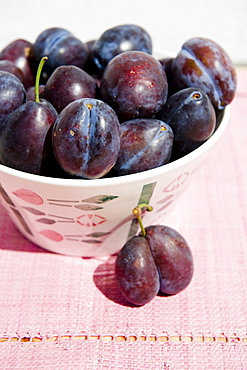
[144,225,194,295]
[115,223,194,305]
[31,27,89,81]
[0,99,58,175]
[0,71,26,135]
[100,51,168,121]
[52,98,121,179]
[172,37,237,109]
[0,60,24,84]
[92,24,152,75]
[113,118,173,175]
[0,39,36,89]
[157,87,216,158]
[115,235,160,306]
[43,65,98,113]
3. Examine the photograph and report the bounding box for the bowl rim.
[0,105,230,188]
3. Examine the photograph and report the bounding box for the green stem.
[132,203,153,237]
[35,56,48,103]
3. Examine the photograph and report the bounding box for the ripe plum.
[0,71,26,134]
[157,87,216,157]
[43,65,98,113]
[92,24,152,75]
[113,118,173,175]
[0,39,35,89]
[52,98,121,179]
[172,37,237,109]
[0,60,24,84]
[0,100,57,174]
[115,236,160,306]
[115,205,194,305]
[144,225,194,295]
[100,51,168,121]
[0,57,58,175]
[31,27,88,81]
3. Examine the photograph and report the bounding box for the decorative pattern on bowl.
[0,167,194,257]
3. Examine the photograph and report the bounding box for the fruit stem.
[35,56,48,103]
[132,204,153,237]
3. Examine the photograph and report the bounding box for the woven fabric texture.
[0,68,247,369]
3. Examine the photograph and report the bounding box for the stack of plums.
[0,24,237,179]
[0,25,237,305]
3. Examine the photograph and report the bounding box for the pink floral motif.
[163,172,190,192]
[39,229,63,241]
[12,189,43,205]
[77,214,107,227]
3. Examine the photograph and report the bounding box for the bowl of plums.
[0,24,236,303]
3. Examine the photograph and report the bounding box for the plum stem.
[35,56,48,103]
[132,204,153,237]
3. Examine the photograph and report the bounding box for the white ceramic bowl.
[0,105,230,257]
[0,49,231,256]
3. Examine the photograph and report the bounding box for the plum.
[0,57,58,175]
[0,71,26,135]
[172,37,237,109]
[0,39,36,89]
[52,98,121,179]
[31,27,88,82]
[100,50,168,121]
[43,65,97,113]
[115,205,194,306]
[113,118,173,175]
[157,87,216,158]
[92,24,152,75]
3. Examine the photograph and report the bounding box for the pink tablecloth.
[0,68,247,370]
